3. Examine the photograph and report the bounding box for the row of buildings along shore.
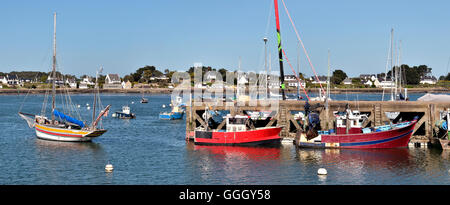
[0,72,441,89]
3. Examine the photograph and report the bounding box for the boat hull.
[34,124,106,142]
[113,112,135,119]
[296,120,417,149]
[159,112,184,120]
[194,127,282,146]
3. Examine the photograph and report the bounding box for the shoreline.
[0,87,448,95]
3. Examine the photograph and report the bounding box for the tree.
[439,73,450,81]
[403,65,420,85]
[331,69,347,85]
[218,68,228,81]
[40,74,48,83]
[142,70,153,82]
[123,75,134,82]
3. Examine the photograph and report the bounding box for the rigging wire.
[281,48,310,101]
[280,0,326,97]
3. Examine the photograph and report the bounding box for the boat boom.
[92,104,111,128]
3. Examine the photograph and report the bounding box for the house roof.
[6,74,18,80]
[107,74,121,81]
[420,76,437,81]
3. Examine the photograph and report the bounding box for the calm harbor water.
[1,92,450,185]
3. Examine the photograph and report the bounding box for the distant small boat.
[112,106,135,119]
[159,106,184,120]
[140,97,148,104]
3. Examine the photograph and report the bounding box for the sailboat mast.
[390,28,395,101]
[51,12,57,122]
[274,0,286,100]
[297,41,300,99]
[398,40,402,93]
[92,69,98,128]
[327,49,331,103]
[264,37,268,90]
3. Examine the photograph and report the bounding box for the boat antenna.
[274,0,286,100]
[51,12,57,122]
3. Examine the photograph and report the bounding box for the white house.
[79,76,94,89]
[105,74,121,84]
[237,74,248,85]
[342,78,352,85]
[0,76,7,85]
[420,76,437,84]
[65,78,77,88]
[104,74,122,89]
[284,75,306,88]
[363,77,380,87]
[378,80,395,88]
[122,80,132,89]
[310,76,328,84]
[6,74,19,85]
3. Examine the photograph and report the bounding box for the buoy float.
[87,106,91,110]
[317,168,327,175]
[105,164,114,172]
[162,104,166,108]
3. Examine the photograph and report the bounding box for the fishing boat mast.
[274,0,286,100]
[92,67,99,128]
[51,12,57,122]
[264,37,268,90]
[297,41,301,99]
[326,49,331,106]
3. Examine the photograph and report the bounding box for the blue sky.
[0,0,449,78]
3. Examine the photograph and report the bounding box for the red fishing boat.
[194,115,282,146]
[295,107,418,149]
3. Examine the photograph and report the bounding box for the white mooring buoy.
[105,164,114,172]
[317,168,327,175]
[162,104,166,108]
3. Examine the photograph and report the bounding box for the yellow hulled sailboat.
[19,13,110,142]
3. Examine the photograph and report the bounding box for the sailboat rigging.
[18,13,111,142]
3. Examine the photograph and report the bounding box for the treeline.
[331,64,441,85]
[0,71,76,83]
[439,73,450,81]
[2,64,447,86]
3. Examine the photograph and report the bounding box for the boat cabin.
[122,106,131,114]
[334,109,368,134]
[225,115,249,132]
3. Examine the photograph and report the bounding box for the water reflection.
[191,144,281,161]
[296,148,414,184]
[33,139,109,184]
[296,148,412,168]
[185,142,282,184]
[34,139,103,151]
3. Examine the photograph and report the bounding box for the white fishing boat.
[18,13,110,142]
